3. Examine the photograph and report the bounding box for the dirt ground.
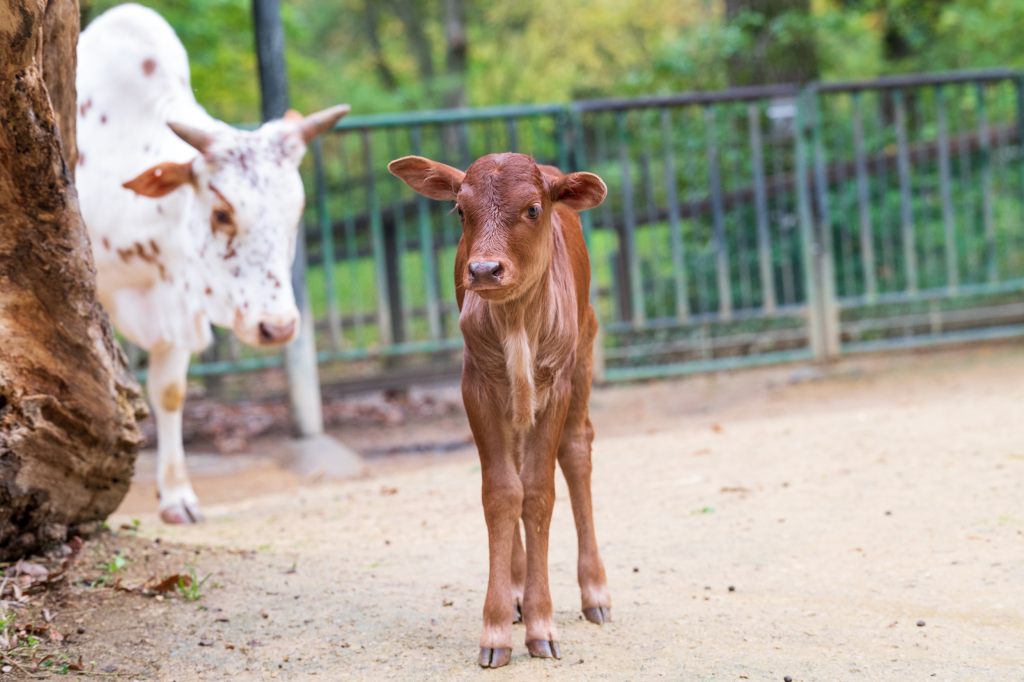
[15,345,1024,680]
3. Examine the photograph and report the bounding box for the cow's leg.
[520,385,571,659]
[558,413,611,623]
[511,522,526,623]
[147,344,202,524]
[558,318,611,624]
[465,379,521,669]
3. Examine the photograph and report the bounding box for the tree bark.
[442,0,467,109]
[725,0,819,86]
[363,0,399,90]
[385,0,434,81]
[0,0,146,560]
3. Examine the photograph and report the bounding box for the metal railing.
[186,69,1024,388]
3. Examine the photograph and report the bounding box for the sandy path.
[88,347,1024,680]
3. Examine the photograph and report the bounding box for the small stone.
[916,620,926,627]
[784,677,793,682]
[633,567,639,573]
[728,586,735,592]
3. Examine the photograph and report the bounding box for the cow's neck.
[474,223,576,429]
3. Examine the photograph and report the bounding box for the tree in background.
[724,0,819,85]
[1,0,147,560]
[79,1,1024,120]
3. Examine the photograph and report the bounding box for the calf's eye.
[213,209,231,225]
[527,205,541,219]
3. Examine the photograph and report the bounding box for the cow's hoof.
[526,639,561,659]
[478,647,512,668]
[159,501,203,524]
[513,599,522,624]
[583,606,611,624]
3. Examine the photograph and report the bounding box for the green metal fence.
[187,69,1024,387]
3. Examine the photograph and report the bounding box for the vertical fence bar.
[810,90,841,357]
[410,126,442,341]
[935,85,959,292]
[705,105,733,320]
[1016,77,1024,236]
[506,117,519,151]
[362,129,393,346]
[795,87,826,360]
[976,82,997,283]
[851,92,878,301]
[338,135,365,346]
[661,107,689,321]
[748,102,776,312]
[384,128,407,344]
[313,139,342,350]
[893,90,919,293]
[616,111,645,326]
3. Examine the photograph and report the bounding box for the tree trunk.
[0,0,147,560]
[442,0,467,109]
[725,0,819,86]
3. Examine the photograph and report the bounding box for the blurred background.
[82,1,1024,120]
[79,1,1024,452]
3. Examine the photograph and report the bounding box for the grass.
[176,564,211,602]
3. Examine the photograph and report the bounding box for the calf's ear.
[123,161,195,198]
[387,155,464,201]
[550,171,607,211]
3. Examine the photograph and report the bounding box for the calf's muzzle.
[468,260,505,287]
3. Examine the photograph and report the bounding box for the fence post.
[569,105,607,382]
[809,87,841,359]
[252,0,324,437]
[795,85,840,362]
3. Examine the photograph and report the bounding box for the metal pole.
[252,0,324,438]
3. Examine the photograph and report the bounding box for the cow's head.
[122,104,350,346]
[387,153,606,303]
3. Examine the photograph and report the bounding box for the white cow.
[76,4,349,523]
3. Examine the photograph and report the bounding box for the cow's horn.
[297,104,351,143]
[168,121,215,154]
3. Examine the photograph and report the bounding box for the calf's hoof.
[583,606,612,624]
[478,647,512,668]
[159,501,203,524]
[526,639,561,659]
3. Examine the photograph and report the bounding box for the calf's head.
[387,153,606,303]
[123,104,350,346]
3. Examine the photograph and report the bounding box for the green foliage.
[81,1,1024,122]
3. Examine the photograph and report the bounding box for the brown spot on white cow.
[142,58,157,76]
[161,383,184,412]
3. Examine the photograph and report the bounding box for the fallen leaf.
[145,573,191,595]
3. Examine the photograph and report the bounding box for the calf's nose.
[258,319,297,345]
[468,260,503,281]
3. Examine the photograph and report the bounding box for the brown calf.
[388,153,611,668]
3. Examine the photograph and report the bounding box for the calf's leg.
[558,413,611,623]
[465,381,521,669]
[147,344,202,524]
[511,523,526,623]
[558,323,611,623]
[520,387,571,659]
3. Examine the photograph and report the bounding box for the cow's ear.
[123,161,195,198]
[549,171,607,211]
[387,155,464,201]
